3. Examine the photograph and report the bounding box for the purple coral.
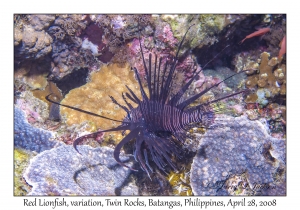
[190,115,286,195]
[14,106,62,153]
[23,145,135,195]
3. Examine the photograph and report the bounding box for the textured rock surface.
[28,15,55,31]
[14,25,53,60]
[23,145,136,195]
[190,115,286,195]
[14,106,61,153]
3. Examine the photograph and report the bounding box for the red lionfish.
[46,25,246,177]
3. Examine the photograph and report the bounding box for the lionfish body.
[46,25,245,177]
[115,91,215,175]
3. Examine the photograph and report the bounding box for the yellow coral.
[245,52,286,103]
[245,93,258,103]
[60,63,147,144]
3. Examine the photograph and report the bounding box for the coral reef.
[14,148,34,195]
[190,115,286,195]
[245,52,286,105]
[69,14,154,65]
[14,25,53,61]
[193,14,283,69]
[15,91,49,125]
[167,168,193,196]
[253,103,286,138]
[125,39,200,95]
[32,81,63,121]
[51,68,89,96]
[14,106,62,153]
[47,15,99,79]
[161,14,230,54]
[96,15,202,66]
[14,14,285,81]
[230,15,286,128]
[59,63,147,145]
[261,17,286,58]
[14,14,30,30]
[136,170,173,195]
[53,15,87,37]
[48,26,66,41]
[152,19,178,53]
[180,65,245,122]
[161,14,253,68]
[120,180,139,195]
[14,58,52,90]
[232,50,264,73]
[184,127,207,152]
[13,14,286,196]
[23,145,134,195]
[95,14,153,52]
[32,81,63,109]
[17,15,111,72]
[204,67,246,89]
[79,21,112,63]
[49,37,100,79]
[27,15,55,31]
[232,15,286,73]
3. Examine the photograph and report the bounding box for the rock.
[14,25,53,60]
[28,15,55,31]
[14,27,23,46]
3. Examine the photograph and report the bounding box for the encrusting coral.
[23,145,135,195]
[190,115,286,196]
[60,63,147,144]
[14,106,62,153]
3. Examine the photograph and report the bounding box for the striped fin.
[177,70,247,110]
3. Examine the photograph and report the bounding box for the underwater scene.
[14,14,286,196]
